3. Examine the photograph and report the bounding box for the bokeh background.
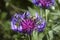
[0,0,60,40]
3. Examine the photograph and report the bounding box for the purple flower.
[32,0,55,8]
[11,11,46,34]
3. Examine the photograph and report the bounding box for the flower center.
[38,0,52,7]
[21,18,35,31]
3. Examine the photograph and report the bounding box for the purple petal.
[11,22,18,30]
[18,26,23,32]
[14,13,19,18]
[35,12,39,18]
[35,16,46,32]
[32,0,55,8]
[32,0,37,3]
[26,11,30,17]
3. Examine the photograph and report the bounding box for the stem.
[45,9,49,22]
[46,10,47,22]
[29,34,31,40]
[26,34,31,40]
[40,9,43,17]
[10,4,27,12]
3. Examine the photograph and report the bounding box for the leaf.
[32,31,38,40]
[53,25,60,34]
[46,25,60,40]
[3,21,10,31]
[38,33,45,40]
[28,7,36,16]
[1,12,7,20]
[32,30,45,40]
[50,10,60,16]
[47,30,53,40]
[13,35,18,40]
[28,7,40,17]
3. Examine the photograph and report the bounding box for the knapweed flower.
[32,0,55,8]
[11,11,46,34]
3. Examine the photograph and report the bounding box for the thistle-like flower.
[11,11,46,34]
[32,0,55,8]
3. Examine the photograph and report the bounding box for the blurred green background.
[0,0,60,40]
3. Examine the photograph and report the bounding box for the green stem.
[26,34,31,40]
[45,9,49,22]
[40,9,43,17]
[29,34,31,40]
[46,10,47,22]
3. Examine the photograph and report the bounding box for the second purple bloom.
[32,0,55,8]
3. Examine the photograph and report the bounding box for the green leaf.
[46,25,60,40]
[1,12,7,20]
[28,7,41,17]
[50,10,60,16]
[3,21,10,31]
[32,31,38,40]
[38,33,45,40]
[47,30,53,40]
[53,25,60,33]
[13,35,18,40]
[28,7,36,16]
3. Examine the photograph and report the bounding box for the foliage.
[0,0,60,40]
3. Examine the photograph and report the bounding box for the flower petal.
[11,22,18,30]
[32,0,55,8]
[18,26,23,32]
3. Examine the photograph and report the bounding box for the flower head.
[32,0,55,8]
[11,11,46,34]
